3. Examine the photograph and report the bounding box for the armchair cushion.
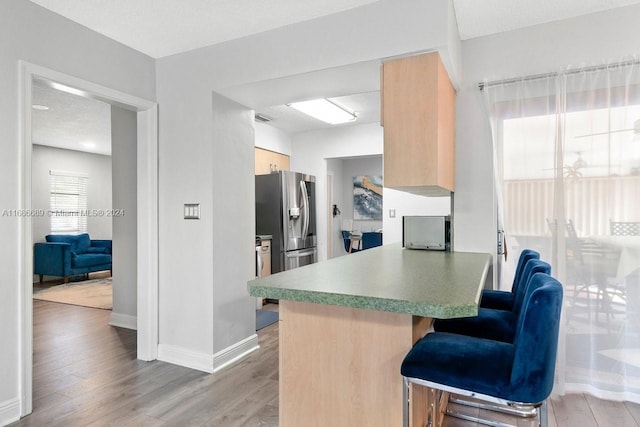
[86,246,108,254]
[72,253,111,268]
[89,239,112,254]
[46,233,91,254]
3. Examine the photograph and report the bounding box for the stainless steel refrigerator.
[255,171,317,274]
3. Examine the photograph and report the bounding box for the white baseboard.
[157,334,259,374]
[158,344,215,373]
[0,397,21,426]
[213,333,259,373]
[109,312,137,330]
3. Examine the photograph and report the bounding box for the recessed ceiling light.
[288,99,357,125]
[32,104,49,111]
[81,142,96,149]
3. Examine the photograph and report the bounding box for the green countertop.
[248,243,491,318]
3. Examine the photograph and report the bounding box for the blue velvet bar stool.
[433,258,551,343]
[401,273,563,427]
[481,249,540,310]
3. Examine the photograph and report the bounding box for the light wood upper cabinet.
[255,147,290,175]
[381,52,455,196]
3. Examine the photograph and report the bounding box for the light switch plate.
[389,209,396,218]
[184,203,200,219]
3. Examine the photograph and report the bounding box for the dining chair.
[610,220,640,236]
[565,222,624,333]
[480,249,540,310]
[401,273,563,427]
[361,231,383,250]
[433,259,551,343]
[341,230,360,253]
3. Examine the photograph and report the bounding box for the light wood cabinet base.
[279,300,431,426]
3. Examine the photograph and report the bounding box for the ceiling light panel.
[288,99,356,125]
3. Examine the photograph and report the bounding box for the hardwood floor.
[10,301,640,426]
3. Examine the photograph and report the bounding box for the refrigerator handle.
[286,249,316,258]
[300,180,310,241]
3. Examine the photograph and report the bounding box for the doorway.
[19,62,159,416]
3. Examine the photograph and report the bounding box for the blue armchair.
[34,233,112,283]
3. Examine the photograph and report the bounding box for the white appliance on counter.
[402,215,451,251]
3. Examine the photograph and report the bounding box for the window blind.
[49,170,88,235]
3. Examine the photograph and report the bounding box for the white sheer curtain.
[484,60,640,402]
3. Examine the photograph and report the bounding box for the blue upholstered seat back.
[511,249,540,293]
[341,230,350,252]
[342,231,358,253]
[511,259,551,316]
[433,258,552,342]
[361,232,382,249]
[510,274,563,403]
[46,233,91,254]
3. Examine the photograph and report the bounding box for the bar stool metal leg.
[403,376,410,427]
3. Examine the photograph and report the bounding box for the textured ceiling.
[32,80,112,156]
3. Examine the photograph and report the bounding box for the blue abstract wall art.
[353,175,383,220]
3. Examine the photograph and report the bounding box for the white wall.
[211,94,256,359]
[254,122,292,156]
[292,123,450,260]
[384,191,451,245]
[155,0,461,371]
[0,1,154,421]
[31,145,113,243]
[111,106,137,327]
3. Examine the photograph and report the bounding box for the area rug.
[256,309,278,330]
[33,277,112,310]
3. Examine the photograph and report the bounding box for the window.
[486,67,640,400]
[502,106,640,237]
[49,170,88,235]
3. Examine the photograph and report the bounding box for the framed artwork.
[353,175,383,220]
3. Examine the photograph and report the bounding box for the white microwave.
[402,216,451,251]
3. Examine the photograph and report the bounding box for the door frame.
[326,172,334,259]
[18,61,159,415]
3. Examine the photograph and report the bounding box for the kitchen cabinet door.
[382,52,455,196]
[255,147,290,175]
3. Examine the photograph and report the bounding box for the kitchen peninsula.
[248,243,491,426]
